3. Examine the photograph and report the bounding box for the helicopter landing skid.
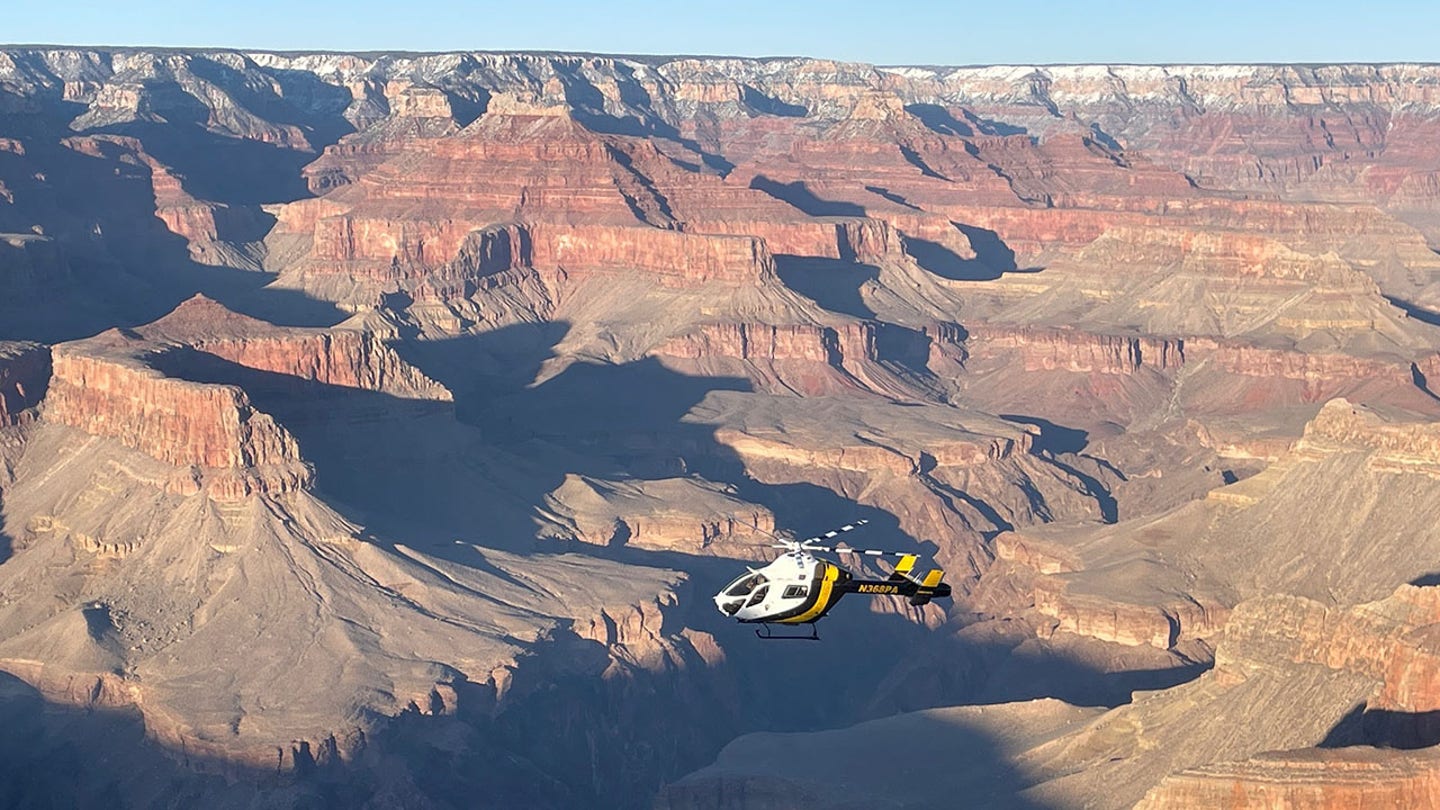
[755,623,820,641]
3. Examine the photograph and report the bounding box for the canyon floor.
[4,48,1440,808]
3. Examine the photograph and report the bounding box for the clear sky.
[7,0,1439,66]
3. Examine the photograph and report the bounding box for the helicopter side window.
[745,585,769,608]
[726,573,767,597]
[782,585,807,599]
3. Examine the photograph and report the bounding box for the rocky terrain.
[2,48,1440,807]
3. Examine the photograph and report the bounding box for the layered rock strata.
[974,398,1440,655]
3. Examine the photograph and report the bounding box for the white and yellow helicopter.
[713,520,951,640]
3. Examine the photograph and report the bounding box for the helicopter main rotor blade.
[828,547,920,558]
[797,518,923,557]
[799,543,917,557]
[740,520,788,544]
[796,519,869,546]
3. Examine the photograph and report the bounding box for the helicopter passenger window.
[782,585,807,599]
[726,574,767,597]
[745,585,769,608]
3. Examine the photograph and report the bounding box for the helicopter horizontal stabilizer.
[905,568,950,606]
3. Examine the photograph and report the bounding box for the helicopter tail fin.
[887,554,919,582]
[907,568,951,606]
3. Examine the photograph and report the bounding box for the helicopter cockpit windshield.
[716,572,768,616]
[724,573,767,598]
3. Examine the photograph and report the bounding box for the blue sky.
[7,0,1439,65]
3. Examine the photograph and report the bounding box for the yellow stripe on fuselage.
[779,563,840,624]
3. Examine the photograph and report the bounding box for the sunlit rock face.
[5,47,1440,808]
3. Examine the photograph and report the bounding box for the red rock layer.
[1200,340,1438,403]
[1136,585,1440,808]
[1218,587,1440,714]
[45,337,311,497]
[896,64,1440,202]
[947,196,1427,266]
[968,326,1184,374]
[680,216,907,264]
[277,97,984,303]
[702,101,1201,263]
[1135,748,1440,810]
[994,528,1231,649]
[531,223,774,285]
[654,319,962,395]
[1029,571,1228,649]
[964,324,1435,404]
[656,323,842,366]
[138,295,452,400]
[193,332,450,398]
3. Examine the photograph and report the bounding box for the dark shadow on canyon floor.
[960,109,1028,137]
[905,103,976,138]
[901,223,1026,282]
[741,85,808,118]
[972,651,1208,709]
[748,176,866,217]
[999,415,1118,522]
[1001,414,1090,455]
[957,223,1020,274]
[1320,703,1440,750]
[904,234,1003,281]
[0,489,10,567]
[773,255,878,319]
[1385,295,1440,328]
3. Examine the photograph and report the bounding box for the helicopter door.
[745,585,770,608]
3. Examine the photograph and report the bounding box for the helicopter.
[713,520,951,640]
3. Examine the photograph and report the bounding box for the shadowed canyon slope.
[4,48,1440,808]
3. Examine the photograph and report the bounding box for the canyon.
[2,48,1440,808]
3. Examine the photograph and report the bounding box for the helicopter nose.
[713,593,741,617]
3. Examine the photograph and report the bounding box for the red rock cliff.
[969,325,1184,374]
[45,336,311,496]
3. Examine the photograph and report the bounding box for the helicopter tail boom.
[843,564,951,606]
